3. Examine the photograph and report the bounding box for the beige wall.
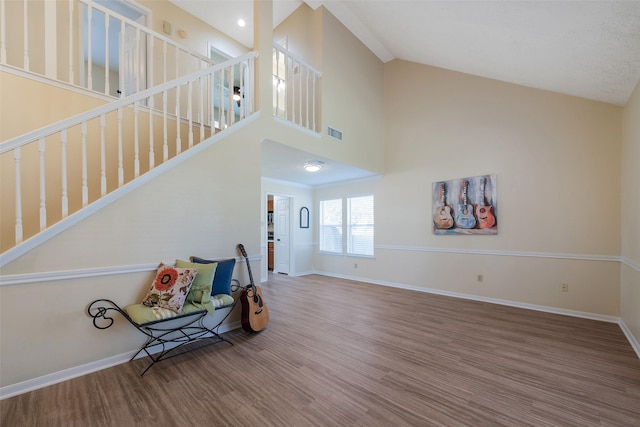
[621,80,640,343]
[0,127,262,387]
[266,6,385,176]
[315,60,623,317]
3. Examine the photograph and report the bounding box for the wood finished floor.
[2,273,640,426]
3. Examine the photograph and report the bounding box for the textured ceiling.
[171,0,640,186]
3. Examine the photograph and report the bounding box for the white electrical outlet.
[354,263,358,268]
[477,274,483,283]
[562,283,569,292]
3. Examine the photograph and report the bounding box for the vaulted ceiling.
[170,0,640,186]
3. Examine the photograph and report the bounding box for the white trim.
[0,321,241,400]
[316,270,621,323]
[0,255,261,286]
[619,320,640,358]
[375,245,621,263]
[622,256,640,272]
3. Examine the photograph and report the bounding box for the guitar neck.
[238,244,255,288]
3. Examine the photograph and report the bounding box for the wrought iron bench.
[87,258,240,376]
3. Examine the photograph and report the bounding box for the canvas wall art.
[432,174,497,235]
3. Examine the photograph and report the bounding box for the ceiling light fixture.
[303,160,324,172]
[237,18,246,27]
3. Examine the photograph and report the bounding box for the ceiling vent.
[327,126,343,141]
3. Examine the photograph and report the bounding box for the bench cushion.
[124,295,234,326]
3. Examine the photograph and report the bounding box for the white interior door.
[122,15,147,96]
[275,196,290,274]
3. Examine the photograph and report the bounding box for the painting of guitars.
[455,180,476,229]
[433,182,454,229]
[475,177,496,229]
[237,243,269,332]
[433,174,497,235]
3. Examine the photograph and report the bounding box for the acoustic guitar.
[237,243,269,332]
[455,180,476,229]
[433,182,454,229]
[474,177,496,229]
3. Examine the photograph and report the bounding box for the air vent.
[327,126,343,141]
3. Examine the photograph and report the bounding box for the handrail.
[1,52,257,154]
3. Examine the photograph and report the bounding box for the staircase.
[0,0,321,265]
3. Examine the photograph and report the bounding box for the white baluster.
[61,130,68,218]
[312,74,317,132]
[14,147,23,244]
[117,108,123,186]
[163,40,167,85]
[218,68,224,128]
[1,0,6,63]
[87,5,93,90]
[44,0,56,78]
[305,68,310,129]
[134,101,140,177]
[104,12,110,95]
[298,61,302,126]
[68,0,74,84]
[81,122,88,206]
[199,76,204,141]
[39,138,46,230]
[100,114,106,196]
[162,90,168,161]
[176,83,181,154]
[209,73,214,134]
[119,20,124,97]
[148,36,154,90]
[228,66,234,127]
[135,27,140,93]
[23,0,29,71]
[188,80,193,147]
[149,95,155,169]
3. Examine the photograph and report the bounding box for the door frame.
[265,192,293,277]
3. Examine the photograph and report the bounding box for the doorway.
[80,0,150,96]
[266,193,291,275]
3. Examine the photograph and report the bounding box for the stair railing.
[0,52,256,254]
[273,43,322,133]
[0,0,219,97]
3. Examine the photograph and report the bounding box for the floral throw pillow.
[141,264,198,313]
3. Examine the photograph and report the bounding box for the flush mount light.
[237,18,246,27]
[303,160,324,172]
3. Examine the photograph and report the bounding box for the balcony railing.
[0,0,217,97]
[0,53,256,255]
[273,43,322,133]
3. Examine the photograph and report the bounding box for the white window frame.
[319,195,374,257]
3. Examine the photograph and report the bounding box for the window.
[347,195,374,256]
[319,199,342,253]
[319,195,374,256]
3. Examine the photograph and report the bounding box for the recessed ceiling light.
[303,161,324,172]
[237,18,246,27]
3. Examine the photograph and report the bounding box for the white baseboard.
[619,320,640,359]
[315,270,640,358]
[0,321,241,400]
